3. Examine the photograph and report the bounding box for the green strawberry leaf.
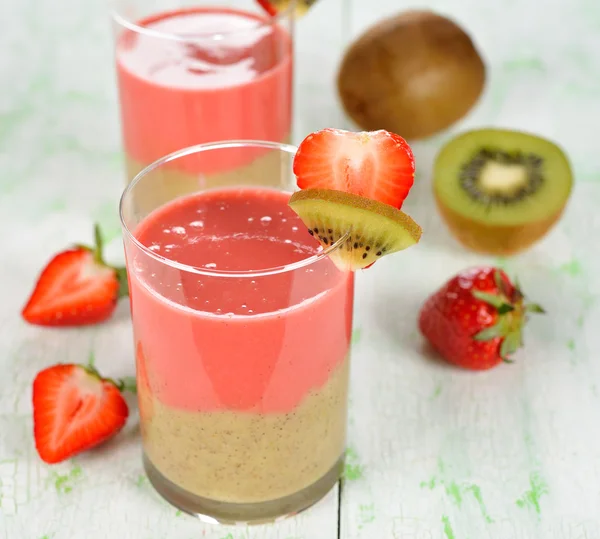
[473,322,504,342]
[93,223,104,264]
[526,303,545,314]
[116,267,130,299]
[472,290,508,309]
[497,303,515,315]
[500,331,522,359]
[114,376,138,394]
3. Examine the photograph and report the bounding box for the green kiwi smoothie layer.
[140,357,349,503]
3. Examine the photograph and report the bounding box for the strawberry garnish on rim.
[33,362,136,464]
[293,128,415,209]
[255,0,278,16]
[21,224,128,327]
[418,267,545,370]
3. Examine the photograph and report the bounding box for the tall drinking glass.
[120,141,354,524]
[110,0,294,198]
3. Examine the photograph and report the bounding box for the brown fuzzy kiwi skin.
[336,10,486,141]
[434,190,567,256]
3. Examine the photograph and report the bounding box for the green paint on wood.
[344,446,364,481]
[47,465,83,495]
[351,328,362,345]
[444,481,463,507]
[135,474,148,487]
[430,383,443,400]
[503,57,546,72]
[559,259,583,277]
[345,446,358,460]
[567,339,575,351]
[420,477,437,489]
[92,201,122,244]
[220,534,234,539]
[344,464,363,481]
[175,510,182,517]
[421,460,494,522]
[358,503,375,529]
[441,515,456,539]
[516,472,548,514]
[465,485,494,523]
[40,198,68,215]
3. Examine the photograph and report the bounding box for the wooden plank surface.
[0,0,346,537]
[337,1,600,538]
[2,0,600,537]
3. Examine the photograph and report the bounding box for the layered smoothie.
[115,8,293,199]
[128,187,354,516]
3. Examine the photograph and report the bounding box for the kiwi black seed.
[434,128,573,256]
[288,188,422,271]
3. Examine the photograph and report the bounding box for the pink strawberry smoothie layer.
[129,187,354,414]
[115,8,293,176]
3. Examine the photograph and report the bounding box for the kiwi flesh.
[259,0,318,16]
[337,10,485,141]
[288,188,422,271]
[434,128,573,255]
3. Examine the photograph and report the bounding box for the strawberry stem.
[115,267,129,300]
[93,224,104,265]
[112,376,138,394]
[89,223,130,299]
[82,358,137,394]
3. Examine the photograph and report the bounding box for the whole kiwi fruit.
[337,10,486,141]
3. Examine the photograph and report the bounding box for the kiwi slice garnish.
[434,128,573,255]
[288,188,422,271]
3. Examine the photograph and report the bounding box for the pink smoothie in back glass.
[129,186,354,507]
[115,7,293,179]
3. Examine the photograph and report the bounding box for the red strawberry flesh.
[256,0,278,16]
[293,128,415,209]
[33,364,129,464]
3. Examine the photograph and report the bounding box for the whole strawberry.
[418,267,544,370]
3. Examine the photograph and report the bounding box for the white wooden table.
[2,0,600,537]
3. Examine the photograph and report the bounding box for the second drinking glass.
[111,0,294,198]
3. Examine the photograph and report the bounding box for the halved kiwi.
[434,128,573,255]
[288,188,422,271]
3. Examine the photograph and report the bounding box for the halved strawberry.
[22,225,128,327]
[293,128,415,209]
[256,0,278,16]
[255,0,318,17]
[33,363,135,464]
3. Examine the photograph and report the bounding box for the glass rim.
[119,140,349,279]
[110,1,296,42]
